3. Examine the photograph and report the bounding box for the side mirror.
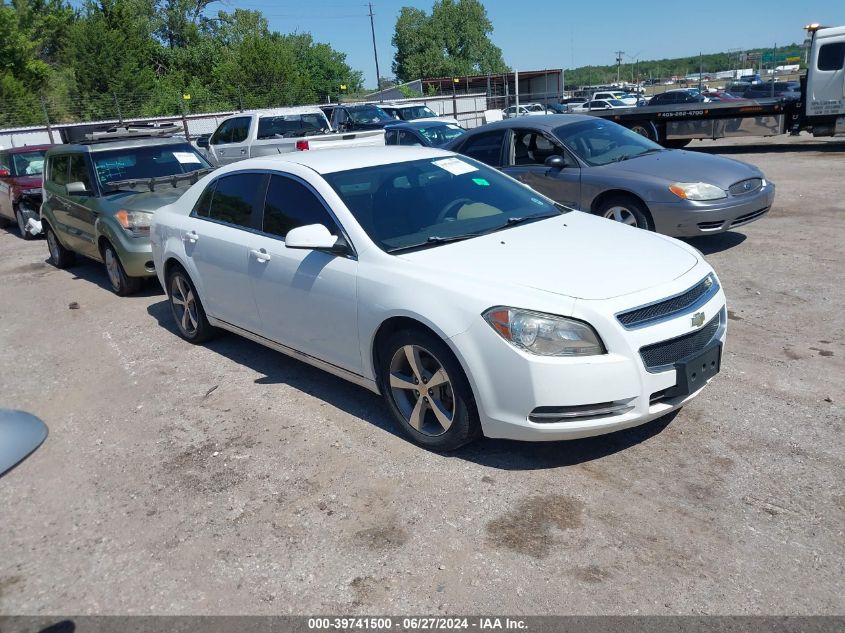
[0,167,10,178]
[65,181,89,195]
[0,410,48,478]
[285,223,348,254]
[545,155,566,171]
[197,135,210,148]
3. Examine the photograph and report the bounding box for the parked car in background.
[648,90,708,106]
[380,103,460,126]
[503,103,547,118]
[743,81,802,100]
[546,103,571,114]
[320,103,395,132]
[151,147,726,451]
[41,129,214,295]
[702,90,745,102]
[592,91,638,106]
[724,82,752,97]
[740,73,763,84]
[384,121,467,147]
[201,108,385,166]
[571,99,629,112]
[0,145,54,239]
[444,114,774,237]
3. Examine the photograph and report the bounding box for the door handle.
[182,231,199,244]
[249,248,271,263]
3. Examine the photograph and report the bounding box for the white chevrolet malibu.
[150,147,726,451]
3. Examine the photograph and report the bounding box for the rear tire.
[379,328,481,451]
[629,121,658,142]
[102,242,142,296]
[15,207,34,241]
[0,215,11,229]
[595,195,654,231]
[166,265,216,344]
[45,224,75,268]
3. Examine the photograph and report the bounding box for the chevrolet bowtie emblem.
[691,312,705,328]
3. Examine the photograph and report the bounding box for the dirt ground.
[0,133,843,616]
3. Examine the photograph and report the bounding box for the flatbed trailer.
[585,23,845,147]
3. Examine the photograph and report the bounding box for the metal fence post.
[113,91,123,125]
[39,96,55,144]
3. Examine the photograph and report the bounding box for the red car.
[0,144,54,239]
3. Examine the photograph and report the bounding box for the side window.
[68,155,93,191]
[211,117,251,145]
[0,153,9,171]
[262,174,336,239]
[459,130,505,167]
[398,131,420,146]
[208,173,264,228]
[818,42,845,71]
[512,130,566,166]
[192,181,216,218]
[50,155,70,186]
[384,129,398,145]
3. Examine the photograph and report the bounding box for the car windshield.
[11,151,47,176]
[554,120,663,166]
[92,143,212,187]
[399,106,437,119]
[257,114,328,139]
[324,156,566,253]
[526,104,545,112]
[417,124,466,147]
[348,106,393,123]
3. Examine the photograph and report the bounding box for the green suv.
[41,135,213,295]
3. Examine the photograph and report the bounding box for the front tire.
[595,195,654,231]
[167,266,216,343]
[15,207,34,241]
[379,329,480,451]
[45,224,75,268]
[102,242,142,296]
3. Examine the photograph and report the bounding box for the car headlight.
[115,209,152,237]
[668,182,727,201]
[483,307,605,356]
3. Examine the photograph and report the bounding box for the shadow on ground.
[684,231,747,255]
[63,259,163,298]
[148,299,679,469]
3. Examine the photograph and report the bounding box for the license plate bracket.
[664,343,722,399]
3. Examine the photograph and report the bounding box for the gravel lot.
[1,134,843,616]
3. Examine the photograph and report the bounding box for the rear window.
[818,42,845,71]
[256,114,328,139]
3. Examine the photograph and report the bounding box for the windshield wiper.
[612,147,664,163]
[504,213,559,227]
[387,233,482,253]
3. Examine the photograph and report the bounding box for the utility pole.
[39,96,55,144]
[368,3,382,99]
[614,50,624,84]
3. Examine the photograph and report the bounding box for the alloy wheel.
[604,205,640,226]
[104,247,121,289]
[170,274,199,336]
[388,344,455,437]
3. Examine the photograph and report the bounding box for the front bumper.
[650,183,775,237]
[98,222,156,278]
[448,267,727,441]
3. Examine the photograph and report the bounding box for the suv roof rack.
[60,123,183,145]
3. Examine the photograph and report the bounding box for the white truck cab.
[805,24,845,134]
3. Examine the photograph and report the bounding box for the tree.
[392,0,508,82]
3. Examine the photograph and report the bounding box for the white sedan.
[150,147,726,451]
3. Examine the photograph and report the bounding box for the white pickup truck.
[198,107,385,166]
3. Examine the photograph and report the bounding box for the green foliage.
[398,84,423,98]
[392,0,509,82]
[0,0,365,128]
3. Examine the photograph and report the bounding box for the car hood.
[397,212,698,300]
[601,149,760,188]
[104,187,190,213]
[10,176,42,189]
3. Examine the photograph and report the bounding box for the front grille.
[617,275,717,329]
[730,207,769,227]
[640,311,721,371]
[729,178,763,196]
[697,219,725,231]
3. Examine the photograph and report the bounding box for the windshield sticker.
[432,157,477,175]
[530,197,545,206]
[173,152,201,164]
[472,177,490,186]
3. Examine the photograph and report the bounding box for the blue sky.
[225,0,843,87]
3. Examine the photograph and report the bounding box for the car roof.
[47,137,190,154]
[243,146,452,175]
[384,120,459,130]
[470,114,597,132]
[3,144,56,154]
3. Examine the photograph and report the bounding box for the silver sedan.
[445,114,774,237]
